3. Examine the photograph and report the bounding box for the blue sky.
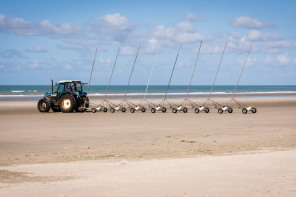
[0,0,295,85]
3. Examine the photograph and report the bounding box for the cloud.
[176,21,195,32]
[248,30,282,41]
[184,13,206,22]
[264,54,291,66]
[25,46,48,53]
[232,16,273,29]
[0,49,28,59]
[90,13,134,42]
[64,64,73,70]
[30,60,39,68]
[59,40,94,50]
[40,20,82,35]
[152,22,202,44]
[276,54,290,66]
[99,57,111,64]
[0,13,82,37]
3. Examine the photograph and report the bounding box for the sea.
[0,85,296,99]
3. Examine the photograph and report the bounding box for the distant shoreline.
[1,92,296,101]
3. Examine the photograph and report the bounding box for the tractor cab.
[55,80,87,98]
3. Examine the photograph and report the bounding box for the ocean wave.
[11,90,25,93]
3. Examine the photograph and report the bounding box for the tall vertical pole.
[231,40,254,99]
[163,43,182,99]
[87,48,97,94]
[142,43,160,102]
[185,41,203,100]
[208,40,228,99]
[123,45,140,100]
[104,47,120,100]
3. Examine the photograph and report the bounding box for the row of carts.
[87,40,257,114]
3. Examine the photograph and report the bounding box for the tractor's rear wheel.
[59,94,76,113]
[151,108,156,113]
[37,99,50,112]
[183,107,188,113]
[141,107,146,113]
[204,108,210,113]
[162,107,167,113]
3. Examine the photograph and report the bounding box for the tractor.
[37,80,89,113]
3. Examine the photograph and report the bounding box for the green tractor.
[37,80,89,113]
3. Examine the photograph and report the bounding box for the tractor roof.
[58,80,82,83]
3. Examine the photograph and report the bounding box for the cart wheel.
[228,107,233,113]
[141,108,146,113]
[252,108,257,113]
[103,107,108,113]
[130,108,135,113]
[242,108,248,114]
[110,108,115,113]
[162,107,167,113]
[205,108,210,113]
[151,108,156,113]
[92,108,97,113]
[218,108,223,114]
[122,108,126,112]
[194,108,200,114]
[172,108,177,113]
[183,107,188,113]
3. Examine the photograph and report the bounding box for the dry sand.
[0,97,296,196]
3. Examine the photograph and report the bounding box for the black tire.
[59,94,76,113]
[183,107,188,113]
[151,108,156,113]
[162,107,167,113]
[37,98,50,112]
[242,108,248,114]
[172,108,177,113]
[130,108,135,113]
[103,107,108,113]
[194,108,200,114]
[228,107,233,113]
[122,108,126,113]
[52,107,61,112]
[50,102,61,112]
[141,107,146,113]
[218,108,223,114]
[252,108,257,113]
[92,108,97,113]
[110,108,115,113]
[205,108,210,113]
[84,97,89,108]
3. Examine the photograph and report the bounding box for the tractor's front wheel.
[37,98,50,112]
[59,94,76,113]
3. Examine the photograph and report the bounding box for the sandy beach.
[0,96,296,196]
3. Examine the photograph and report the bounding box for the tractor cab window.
[57,83,65,93]
[75,83,83,92]
[65,83,71,92]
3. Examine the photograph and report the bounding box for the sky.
[0,0,295,85]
